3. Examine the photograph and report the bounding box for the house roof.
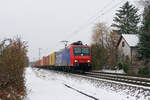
[117,34,139,48]
[122,34,139,47]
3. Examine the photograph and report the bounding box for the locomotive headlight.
[87,60,90,63]
[74,60,78,62]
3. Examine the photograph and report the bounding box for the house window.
[122,41,125,47]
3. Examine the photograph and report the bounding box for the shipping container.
[40,58,44,66]
[49,52,56,66]
[43,57,47,66]
[55,49,70,66]
[46,56,49,66]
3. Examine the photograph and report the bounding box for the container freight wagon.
[34,52,56,68]
[43,57,47,66]
[34,59,43,68]
[47,52,56,69]
[49,52,56,66]
[43,56,50,68]
[34,60,40,67]
[55,48,70,70]
[40,58,44,66]
[45,55,49,66]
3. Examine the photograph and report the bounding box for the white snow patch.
[25,68,93,100]
[122,34,139,47]
[25,67,150,100]
[96,69,125,74]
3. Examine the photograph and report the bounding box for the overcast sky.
[0,0,141,61]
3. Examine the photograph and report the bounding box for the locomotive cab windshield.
[73,47,90,56]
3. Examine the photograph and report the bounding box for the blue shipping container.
[55,48,70,66]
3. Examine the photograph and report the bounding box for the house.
[116,34,139,63]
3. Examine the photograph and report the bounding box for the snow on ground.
[25,67,93,100]
[94,69,125,74]
[25,67,150,100]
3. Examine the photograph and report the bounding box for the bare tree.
[91,22,120,69]
[106,31,120,68]
[92,23,110,48]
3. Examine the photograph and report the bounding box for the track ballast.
[84,72,150,87]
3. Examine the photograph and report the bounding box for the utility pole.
[60,40,69,48]
[39,48,42,61]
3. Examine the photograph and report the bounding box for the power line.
[84,0,115,24]
[65,0,126,42]
[75,0,126,35]
[65,0,115,40]
[39,48,41,60]
[97,0,126,19]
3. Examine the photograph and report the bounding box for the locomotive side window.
[73,47,90,56]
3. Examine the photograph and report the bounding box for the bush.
[117,61,123,70]
[122,63,129,73]
[0,37,28,99]
[138,66,149,75]
[91,44,108,70]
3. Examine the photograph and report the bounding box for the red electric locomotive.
[55,41,92,72]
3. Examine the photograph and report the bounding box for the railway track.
[35,67,150,88]
[84,72,150,87]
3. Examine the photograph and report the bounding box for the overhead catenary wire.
[65,0,127,42]
[65,0,115,40]
[82,0,115,25]
[36,0,127,61]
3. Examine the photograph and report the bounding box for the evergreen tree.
[112,1,140,35]
[137,1,150,61]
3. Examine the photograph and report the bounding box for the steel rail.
[84,72,150,87]
[91,71,150,78]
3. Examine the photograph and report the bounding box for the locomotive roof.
[70,41,83,45]
[56,44,89,53]
[68,44,89,48]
